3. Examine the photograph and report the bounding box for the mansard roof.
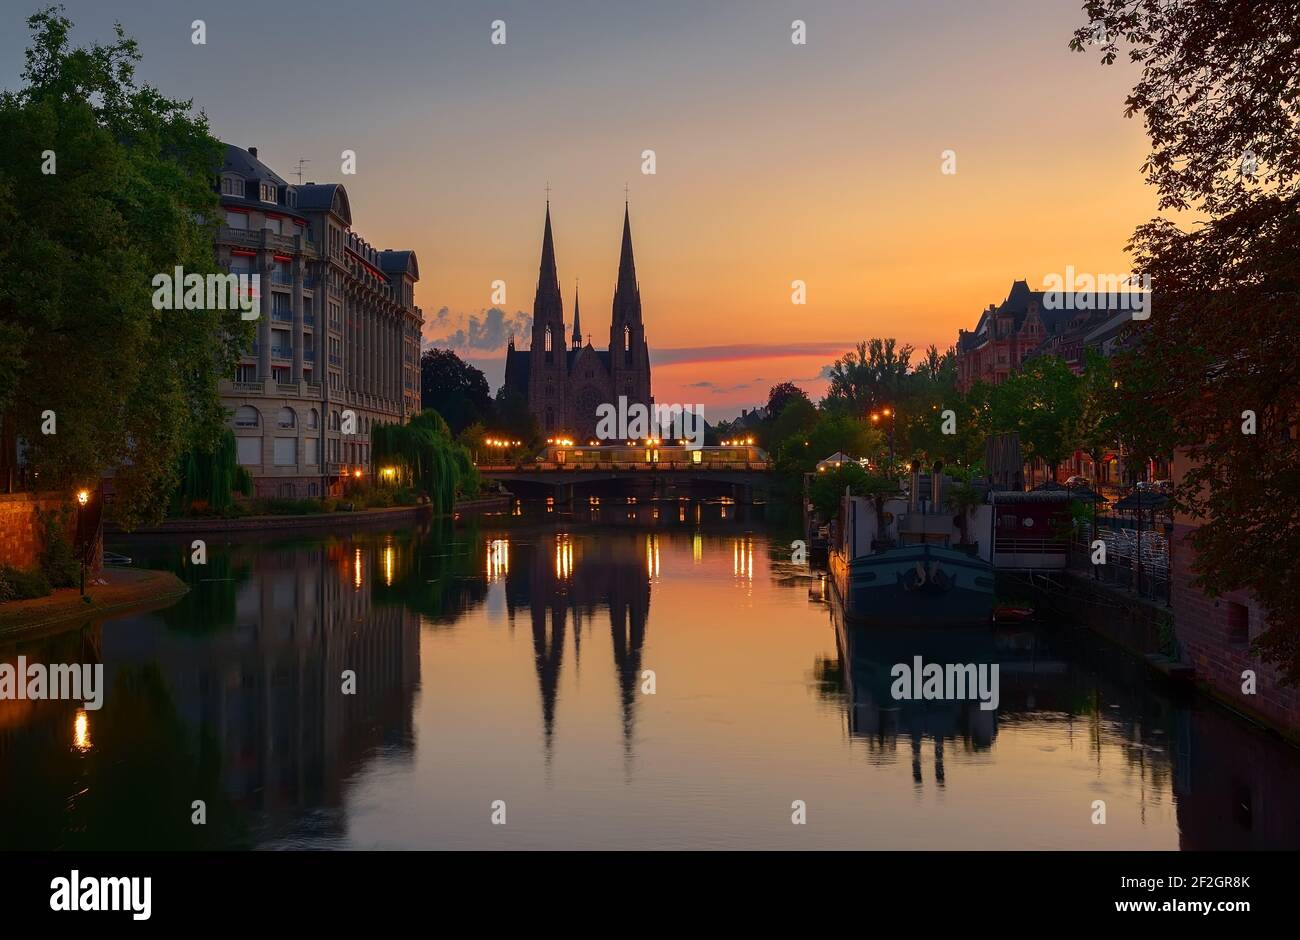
[296,183,353,225]
[378,249,419,280]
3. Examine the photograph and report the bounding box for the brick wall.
[0,492,67,570]
[1171,523,1300,739]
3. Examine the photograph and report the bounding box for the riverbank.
[0,567,189,639]
[1008,568,1300,747]
[106,503,433,535]
[105,494,513,535]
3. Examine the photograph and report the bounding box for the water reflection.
[0,501,1297,849]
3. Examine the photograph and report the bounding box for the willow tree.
[171,429,252,514]
[372,410,479,515]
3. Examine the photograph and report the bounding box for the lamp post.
[870,407,895,475]
[75,488,89,596]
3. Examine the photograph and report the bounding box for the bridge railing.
[476,461,769,472]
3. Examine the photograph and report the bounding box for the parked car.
[1064,475,1091,488]
[102,551,132,566]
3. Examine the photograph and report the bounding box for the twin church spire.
[517,196,653,438]
[532,200,642,351]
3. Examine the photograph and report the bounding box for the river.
[2,499,1298,849]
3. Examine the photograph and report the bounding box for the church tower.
[571,281,583,347]
[609,202,652,412]
[528,202,567,433]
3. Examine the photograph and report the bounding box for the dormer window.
[221,176,245,197]
[260,182,277,204]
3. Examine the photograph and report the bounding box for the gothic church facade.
[503,203,653,440]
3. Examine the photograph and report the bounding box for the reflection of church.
[502,530,651,764]
[502,202,653,439]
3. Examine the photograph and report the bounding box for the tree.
[1075,0,1300,680]
[765,382,809,422]
[0,8,248,526]
[1074,349,1121,478]
[419,348,495,434]
[822,339,913,416]
[766,395,818,456]
[1015,357,1083,481]
[371,410,479,514]
[493,385,539,447]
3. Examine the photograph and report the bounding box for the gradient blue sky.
[2,1,1160,419]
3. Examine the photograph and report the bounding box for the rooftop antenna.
[624,181,629,205]
[293,158,311,184]
[545,180,551,205]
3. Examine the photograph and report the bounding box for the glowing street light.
[75,488,90,596]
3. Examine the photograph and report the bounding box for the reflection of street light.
[76,489,90,596]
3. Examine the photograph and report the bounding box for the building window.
[277,407,296,429]
[624,325,632,365]
[235,363,257,383]
[273,438,296,466]
[225,211,248,230]
[330,410,340,430]
[236,436,261,465]
[221,176,245,197]
[264,216,282,235]
[307,408,319,430]
[234,406,259,428]
[544,326,554,362]
[260,182,277,204]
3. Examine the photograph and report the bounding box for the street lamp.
[870,407,896,474]
[75,488,90,596]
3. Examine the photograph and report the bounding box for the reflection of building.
[1173,702,1300,849]
[215,144,424,498]
[503,530,651,762]
[101,538,420,842]
[1169,450,1300,737]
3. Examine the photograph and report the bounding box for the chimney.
[248,147,258,158]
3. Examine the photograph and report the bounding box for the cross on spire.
[624,181,629,205]
[545,180,551,205]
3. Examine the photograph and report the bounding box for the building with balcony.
[216,145,423,498]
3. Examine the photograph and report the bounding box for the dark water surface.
[3,501,1299,849]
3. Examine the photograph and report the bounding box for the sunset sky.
[2,0,1162,420]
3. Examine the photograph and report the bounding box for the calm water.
[3,500,1299,850]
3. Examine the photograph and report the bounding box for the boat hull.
[829,543,995,627]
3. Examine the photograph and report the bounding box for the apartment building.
[216,144,422,498]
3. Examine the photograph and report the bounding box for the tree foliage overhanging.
[1074,0,1300,682]
[0,7,251,527]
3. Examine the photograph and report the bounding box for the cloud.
[424,306,532,352]
[686,379,758,394]
[649,341,855,367]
